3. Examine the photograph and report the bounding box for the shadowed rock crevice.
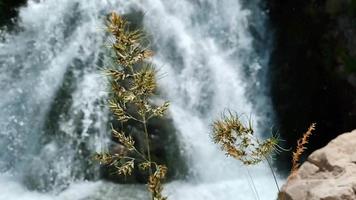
[0,0,27,28]
[266,0,356,173]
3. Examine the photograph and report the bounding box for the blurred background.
[0,0,355,199]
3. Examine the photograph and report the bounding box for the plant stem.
[143,116,154,200]
[245,166,260,200]
[143,118,152,173]
[265,156,280,193]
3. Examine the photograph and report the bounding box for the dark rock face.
[267,0,356,173]
[0,0,27,27]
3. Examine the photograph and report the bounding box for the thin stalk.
[143,116,154,200]
[264,156,280,193]
[245,166,260,200]
[142,117,152,174]
[132,148,149,162]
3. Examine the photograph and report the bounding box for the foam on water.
[0,173,280,200]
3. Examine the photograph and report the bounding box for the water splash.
[0,0,278,199]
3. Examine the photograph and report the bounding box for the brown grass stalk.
[290,123,316,176]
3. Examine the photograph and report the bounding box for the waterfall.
[0,0,278,199]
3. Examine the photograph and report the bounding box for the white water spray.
[0,0,278,199]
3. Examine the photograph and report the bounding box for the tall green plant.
[95,12,169,200]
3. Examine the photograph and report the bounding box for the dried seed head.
[151,102,170,117]
[108,99,131,122]
[132,66,157,97]
[93,152,113,165]
[111,127,135,151]
[212,112,279,165]
[97,12,169,200]
[148,165,168,200]
[114,160,135,176]
[138,161,152,171]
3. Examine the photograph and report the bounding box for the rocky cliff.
[279,129,356,200]
[0,0,26,27]
[267,0,356,172]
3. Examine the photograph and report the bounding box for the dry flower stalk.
[95,12,168,200]
[290,123,316,175]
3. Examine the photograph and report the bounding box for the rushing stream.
[0,0,279,199]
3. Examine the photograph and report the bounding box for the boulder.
[280,129,356,200]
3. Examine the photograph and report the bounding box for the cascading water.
[0,0,279,199]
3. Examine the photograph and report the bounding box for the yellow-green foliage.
[95,12,168,200]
